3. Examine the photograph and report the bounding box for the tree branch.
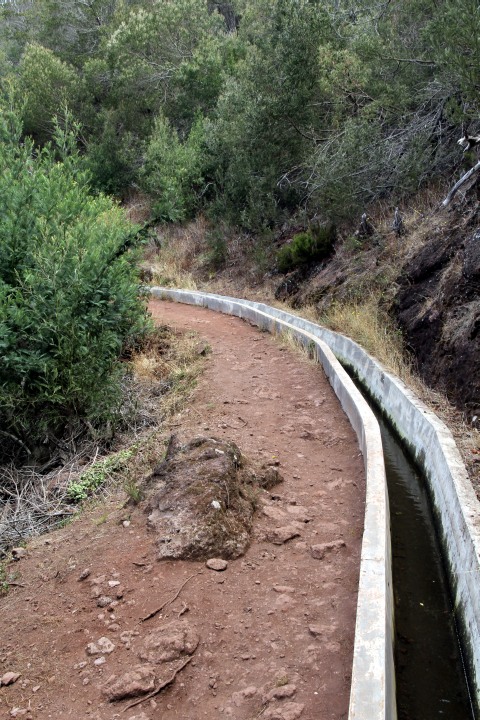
[382,56,436,66]
[442,160,480,207]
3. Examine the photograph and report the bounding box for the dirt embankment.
[393,219,480,420]
[276,196,480,423]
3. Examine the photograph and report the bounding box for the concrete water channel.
[151,288,480,720]
[351,381,475,719]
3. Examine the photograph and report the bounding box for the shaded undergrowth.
[0,325,208,557]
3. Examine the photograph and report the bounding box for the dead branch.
[442,160,480,207]
[382,55,436,66]
[0,431,31,455]
[123,656,193,712]
[140,570,203,622]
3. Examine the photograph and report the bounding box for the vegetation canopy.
[0,0,475,231]
[0,98,148,462]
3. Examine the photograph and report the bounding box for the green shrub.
[67,448,135,502]
[0,102,149,461]
[139,114,206,223]
[204,228,227,271]
[18,44,80,145]
[277,224,336,273]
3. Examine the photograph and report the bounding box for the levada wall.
[152,287,480,719]
[151,287,396,720]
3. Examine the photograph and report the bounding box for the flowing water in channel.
[375,412,475,719]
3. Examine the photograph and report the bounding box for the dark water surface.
[376,413,475,720]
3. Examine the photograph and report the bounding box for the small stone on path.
[11,548,26,561]
[263,684,297,703]
[266,526,301,545]
[78,569,91,581]
[310,540,345,560]
[1,672,21,686]
[103,666,156,701]
[9,708,28,718]
[139,621,199,663]
[97,595,113,608]
[272,585,295,594]
[86,637,115,656]
[264,702,305,720]
[206,558,228,571]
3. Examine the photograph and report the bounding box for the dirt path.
[0,300,365,720]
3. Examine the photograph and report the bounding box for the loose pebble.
[206,558,228,572]
[1,672,21,686]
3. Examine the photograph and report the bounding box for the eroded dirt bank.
[0,300,365,720]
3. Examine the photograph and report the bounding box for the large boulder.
[144,437,279,560]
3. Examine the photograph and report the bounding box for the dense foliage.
[277,225,336,274]
[1,0,476,231]
[0,100,148,460]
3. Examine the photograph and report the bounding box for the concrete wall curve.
[217,293,480,715]
[151,287,480,719]
[151,287,396,720]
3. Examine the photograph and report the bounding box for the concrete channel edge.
[226,292,480,718]
[151,287,397,720]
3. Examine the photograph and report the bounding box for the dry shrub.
[144,217,211,289]
[122,190,153,225]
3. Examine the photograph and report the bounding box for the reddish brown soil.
[0,300,365,720]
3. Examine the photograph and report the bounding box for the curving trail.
[0,300,365,720]
[148,299,366,720]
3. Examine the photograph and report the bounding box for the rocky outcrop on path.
[142,436,282,560]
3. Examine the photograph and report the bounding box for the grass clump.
[320,294,407,376]
[67,447,136,502]
[0,562,10,595]
[277,224,336,273]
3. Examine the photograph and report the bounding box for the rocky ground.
[0,301,365,720]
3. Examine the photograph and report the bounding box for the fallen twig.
[140,570,203,622]
[442,160,480,207]
[251,703,268,719]
[177,602,189,618]
[123,656,193,711]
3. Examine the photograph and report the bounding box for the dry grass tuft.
[320,295,407,378]
[123,190,153,225]
[279,293,479,496]
[143,217,210,290]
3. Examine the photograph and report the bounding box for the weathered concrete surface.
[152,287,480,720]
[233,293,480,718]
[151,287,395,720]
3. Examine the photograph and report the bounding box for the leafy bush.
[0,102,149,461]
[204,228,227,271]
[277,225,336,274]
[18,44,80,144]
[139,114,206,222]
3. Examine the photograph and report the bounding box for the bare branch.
[382,56,436,66]
[442,161,480,207]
